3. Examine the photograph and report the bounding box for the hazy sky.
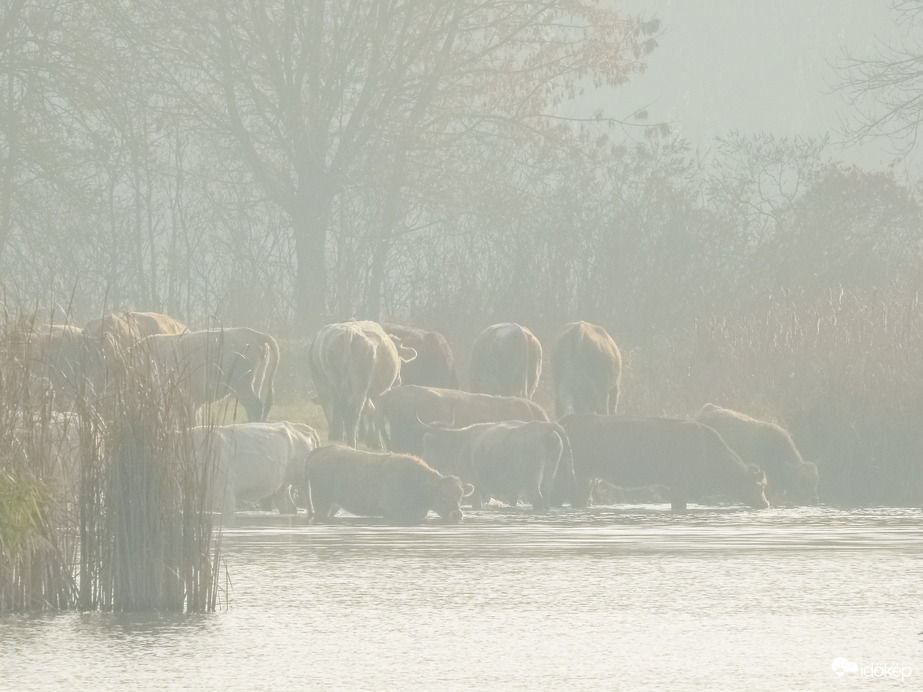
[613,1,912,169]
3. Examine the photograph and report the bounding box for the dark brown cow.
[551,321,622,417]
[695,403,819,504]
[382,323,459,389]
[560,414,770,511]
[377,384,550,456]
[468,420,575,512]
[305,445,473,524]
[308,320,416,448]
[467,322,542,399]
[139,327,280,422]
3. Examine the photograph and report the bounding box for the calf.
[306,445,473,524]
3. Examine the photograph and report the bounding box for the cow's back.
[379,385,549,455]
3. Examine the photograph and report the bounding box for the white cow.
[188,421,320,520]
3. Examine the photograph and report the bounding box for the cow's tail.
[375,391,392,450]
[302,446,322,523]
[258,333,281,421]
[549,422,576,508]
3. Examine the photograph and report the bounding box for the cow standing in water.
[467,420,575,512]
[305,445,473,524]
[308,320,416,448]
[189,421,320,521]
[695,403,819,504]
[467,322,542,399]
[560,414,770,511]
[551,321,622,418]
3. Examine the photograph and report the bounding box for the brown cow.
[467,322,542,399]
[551,321,622,417]
[308,320,416,448]
[377,384,550,456]
[560,414,770,511]
[139,327,280,422]
[382,323,459,389]
[468,420,575,512]
[84,311,188,346]
[305,445,473,524]
[695,403,819,504]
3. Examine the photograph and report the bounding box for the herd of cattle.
[12,312,821,525]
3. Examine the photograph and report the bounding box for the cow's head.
[425,475,474,523]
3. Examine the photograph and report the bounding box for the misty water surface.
[1,505,920,691]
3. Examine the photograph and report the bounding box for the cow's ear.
[462,483,475,498]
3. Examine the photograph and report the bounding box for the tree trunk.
[292,183,334,334]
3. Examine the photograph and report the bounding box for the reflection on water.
[2,506,921,691]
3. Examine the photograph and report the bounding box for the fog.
[618,2,900,157]
[3,6,923,687]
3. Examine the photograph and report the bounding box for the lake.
[1,505,920,690]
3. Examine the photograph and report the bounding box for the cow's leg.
[311,498,336,522]
[608,385,620,415]
[572,477,593,508]
[554,385,568,420]
[343,401,363,448]
[272,485,297,514]
[528,485,550,512]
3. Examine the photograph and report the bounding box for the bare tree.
[118,0,658,333]
[837,1,923,156]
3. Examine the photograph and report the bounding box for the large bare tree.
[120,0,658,332]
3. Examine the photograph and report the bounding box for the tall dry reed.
[1,316,224,613]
